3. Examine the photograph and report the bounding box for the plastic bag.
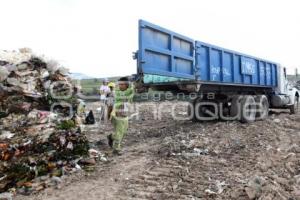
[85,110,95,124]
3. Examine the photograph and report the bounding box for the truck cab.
[273,65,299,113]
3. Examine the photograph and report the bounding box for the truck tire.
[290,96,299,114]
[240,95,256,123]
[255,95,269,120]
[188,100,196,121]
[190,98,218,121]
[230,95,243,120]
[188,98,205,121]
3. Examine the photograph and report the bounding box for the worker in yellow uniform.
[107,77,134,155]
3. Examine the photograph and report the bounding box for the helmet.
[108,82,115,88]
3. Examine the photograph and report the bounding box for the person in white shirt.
[99,79,110,101]
[99,79,110,120]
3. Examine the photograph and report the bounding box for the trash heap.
[0,49,90,194]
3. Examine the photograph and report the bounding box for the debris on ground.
[119,103,300,200]
[0,192,13,200]
[0,49,95,194]
[6,102,299,200]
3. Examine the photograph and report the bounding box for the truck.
[133,20,299,122]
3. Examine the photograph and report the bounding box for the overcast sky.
[1,0,299,77]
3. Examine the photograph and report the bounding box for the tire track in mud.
[117,120,196,200]
[118,121,210,200]
[120,153,232,200]
[118,112,300,200]
[122,159,190,199]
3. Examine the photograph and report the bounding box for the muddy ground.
[15,102,300,200]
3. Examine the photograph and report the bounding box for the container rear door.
[138,20,195,80]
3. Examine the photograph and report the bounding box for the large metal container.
[137,20,278,88]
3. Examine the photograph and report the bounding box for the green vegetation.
[73,77,120,96]
[57,120,76,130]
[72,78,195,102]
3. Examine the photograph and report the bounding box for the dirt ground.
[15,102,300,200]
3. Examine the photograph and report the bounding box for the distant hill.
[70,72,94,80]
[287,75,300,82]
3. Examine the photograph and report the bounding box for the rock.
[50,176,63,187]
[245,186,257,200]
[230,187,244,199]
[245,176,264,199]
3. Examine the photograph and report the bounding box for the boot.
[107,134,113,148]
[112,149,122,156]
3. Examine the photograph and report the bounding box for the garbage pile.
[0,49,90,194]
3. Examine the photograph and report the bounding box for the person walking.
[107,77,134,155]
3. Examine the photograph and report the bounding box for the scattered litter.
[215,180,226,194]
[88,149,108,162]
[85,110,95,124]
[0,131,14,140]
[193,148,209,155]
[0,192,13,200]
[181,148,209,158]
[205,189,217,195]
[273,118,281,123]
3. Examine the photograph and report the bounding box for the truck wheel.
[255,95,269,120]
[188,98,204,121]
[290,96,299,114]
[240,95,256,123]
[190,98,218,121]
[230,95,243,120]
[188,100,196,121]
